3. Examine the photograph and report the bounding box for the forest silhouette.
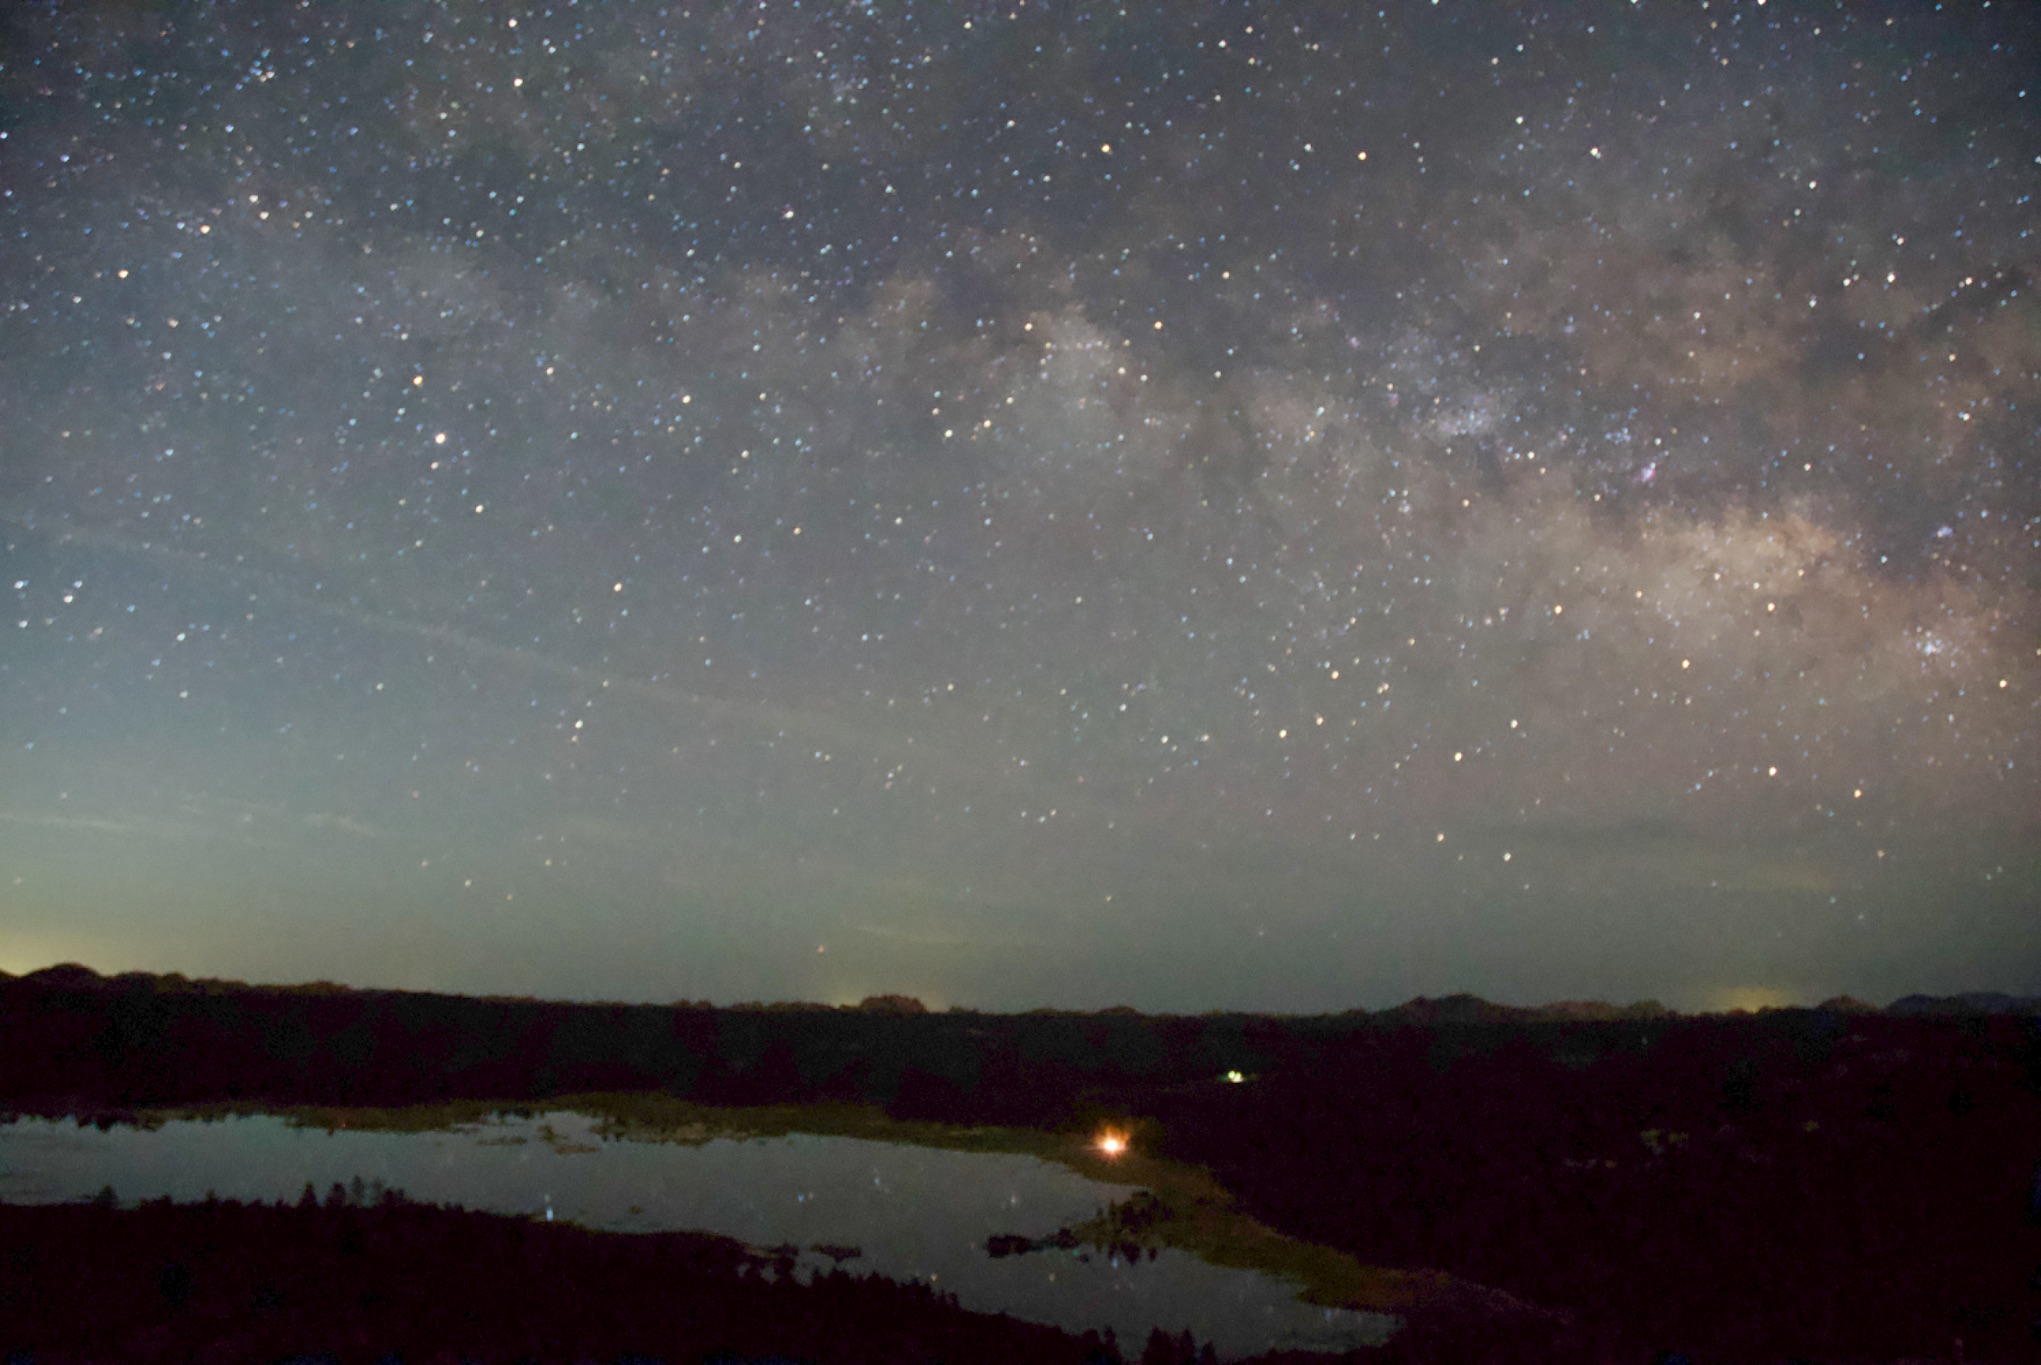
[3,964,2038,1362]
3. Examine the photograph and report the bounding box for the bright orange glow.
[1096,1130,1128,1157]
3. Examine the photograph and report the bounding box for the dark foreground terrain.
[0,1193,1556,1365]
[4,965,2038,1362]
[1,1193,1134,1365]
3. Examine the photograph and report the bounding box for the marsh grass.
[1054,1138,1442,1314]
[154,1097,527,1134]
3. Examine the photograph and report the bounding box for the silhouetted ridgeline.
[0,965,2032,1119]
[0,964,1295,1119]
[5,964,2040,1361]
[1888,990,2041,1016]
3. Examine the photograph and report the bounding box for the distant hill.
[853,994,930,1015]
[1380,994,1673,1025]
[1379,993,1523,1025]
[1527,999,1674,1022]
[20,963,264,996]
[15,962,2041,1019]
[1886,991,2041,1016]
[21,963,107,989]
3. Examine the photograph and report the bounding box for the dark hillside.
[1146,1010,2041,1362]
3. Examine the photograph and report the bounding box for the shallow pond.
[0,1110,1394,1358]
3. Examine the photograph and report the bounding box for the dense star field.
[1,0,2035,1011]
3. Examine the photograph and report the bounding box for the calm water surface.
[0,1111,1395,1358]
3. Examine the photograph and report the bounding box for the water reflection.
[0,1111,1394,1357]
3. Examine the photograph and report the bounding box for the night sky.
[2,0,2036,1013]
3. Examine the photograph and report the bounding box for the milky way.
[2,0,2035,1010]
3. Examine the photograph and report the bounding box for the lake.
[0,1109,1396,1358]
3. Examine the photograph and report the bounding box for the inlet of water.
[0,1110,1395,1358]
